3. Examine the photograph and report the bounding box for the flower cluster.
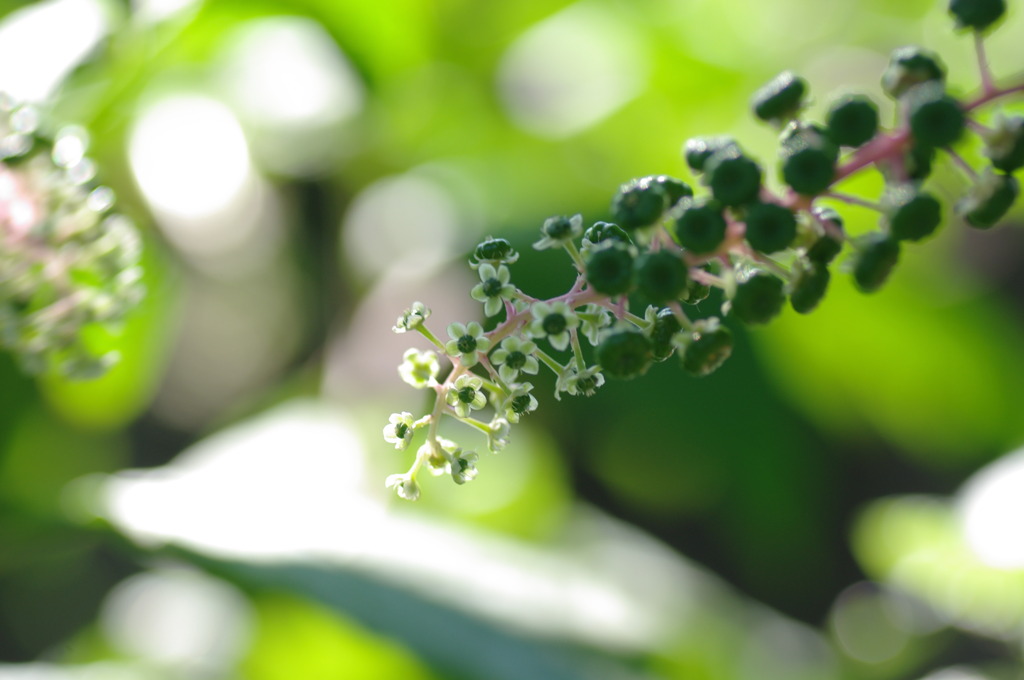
[384,0,1023,499]
[0,95,144,379]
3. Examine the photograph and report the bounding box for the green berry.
[906,83,964,148]
[752,71,807,123]
[636,251,689,303]
[826,94,879,147]
[611,178,669,230]
[681,326,733,377]
[584,242,636,296]
[949,0,1006,31]
[650,308,681,361]
[596,330,653,380]
[474,237,517,263]
[730,273,786,325]
[983,115,1024,173]
[681,266,712,304]
[905,143,936,180]
[806,232,843,264]
[705,148,762,207]
[852,233,900,293]
[672,198,727,255]
[780,125,838,196]
[957,171,1019,229]
[743,201,797,253]
[583,221,632,247]
[542,215,577,240]
[882,46,945,99]
[885,186,942,241]
[684,136,739,172]
[789,261,830,314]
[642,174,693,206]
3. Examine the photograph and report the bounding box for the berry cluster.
[0,95,144,379]
[385,0,1023,500]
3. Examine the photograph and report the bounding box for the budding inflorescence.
[384,0,1023,500]
[0,94,144,379]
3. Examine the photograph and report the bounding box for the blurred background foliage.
[1,0,1024,678]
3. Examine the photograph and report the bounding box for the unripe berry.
[789,260,830,314]
[474,237,517,263]
[611,178,668,230]
[681,327,733,377]
[806,232,843,264]
[983,115,1024,173]
[681,266,712,305]
[705,148,762,207]
[752,71,807,123]
[684,136,739,172]
[583,221,632,247]
[826,94,879,147]
[743,201,797,253]
[730,273,786,325]
[949,0,1006,31]
[650,308,681,361]
[585,242,636,296]
[906,83,965,148]
[671,198,727,255]
[636,250,689,302]
[643,174,693,206]
[852,233,900,293]
[780,124,838,196]
[957,171,1019,229]
[882,46,945,99]
[884,186,943,241]
[596,329,653,380]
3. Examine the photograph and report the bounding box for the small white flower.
[533,214,583,250]
[382,411,416,450]
[385,473,421,501]
[470,264,516,317]
[446,374,488,418]
[392,302,431,333]
[487,418,511,453]
[578,303,613,345]
[490,336,539,384]
[398,348,440,388]
[444,321,492,367]
[527,301,579,351]
[502,382,538,423]
[556,365,605,399]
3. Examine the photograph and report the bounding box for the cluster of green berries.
[384,0,1023,500]
[0,95,144,379]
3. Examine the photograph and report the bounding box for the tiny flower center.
[505,351,526,370]
[457,335,478,354]
[511,395,532,414]
[576,376,599,393]
[545,218,572,239]
[395,422,409,439]
[482,278,503,297]
[457,386,477,404]
[542,313,567,336]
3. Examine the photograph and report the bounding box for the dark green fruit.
[642,175,693,206]
[636,250,689,302]
[474,237,517,262]
[650,308,681,361]
[681,267,712,305]
[672,198,727,255]
[958,172,1019,228]
[806,233,843,264]
[585,242,635,296]
[789,261,830,314]
[906,83,964,148]
[681,327,733,377]
[826,94,879,147]
[752,71,807,122]
[705,148,762,207]
[781,124,838,195]
[853,233,900,293]
[885,186,942,241]
[730,273,786,325]
[984,116,1024,173]
[684,136,739,172]
[744,202,797,253]
[949,0,1006,31]
[583,221,632,247]
[611,178,668,230]
[882,46,945,99]
[596,330,653,380]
